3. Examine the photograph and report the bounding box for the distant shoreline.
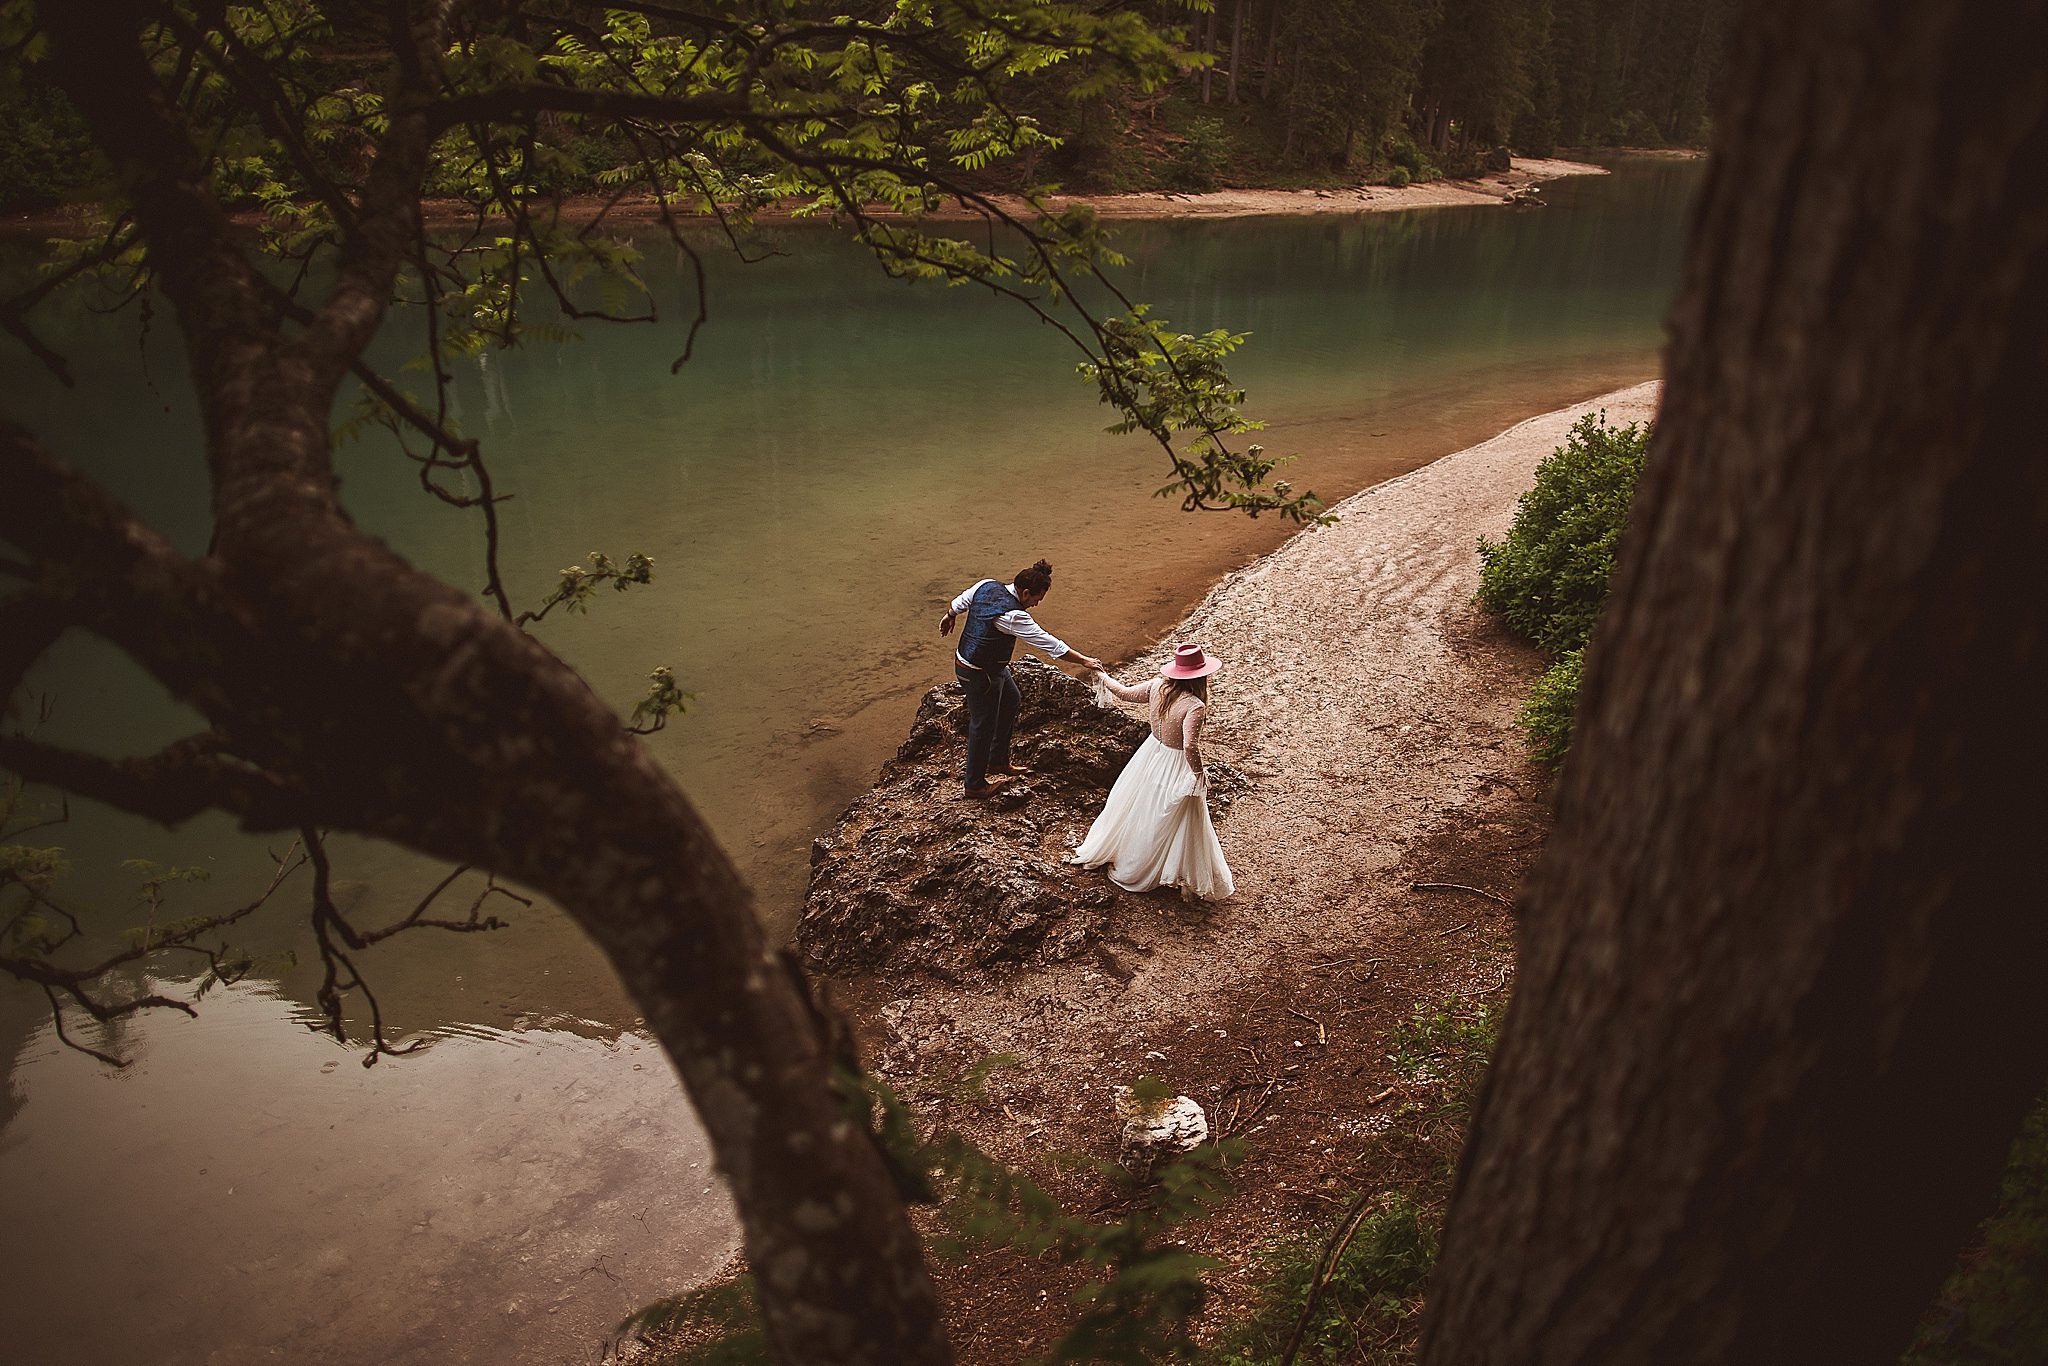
[2,156,1623,239]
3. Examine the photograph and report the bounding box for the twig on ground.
[1475,964,1512,996]
[1286,1007,1328,1045]
[1364,1085,1399,1106]
[1435,920,1474,938]
[1412,880,1511,907]
[1279,1191,1378,1366]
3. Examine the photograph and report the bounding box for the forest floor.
[633,381,1664,1364]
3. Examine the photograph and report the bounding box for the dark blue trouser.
[956,662,1020,791]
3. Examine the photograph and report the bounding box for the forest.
[0,0,1727,209]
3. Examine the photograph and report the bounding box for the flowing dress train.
[1074,677,1233,900]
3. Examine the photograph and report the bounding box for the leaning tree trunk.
[1422,2,2048,1362]
[6,8,953,1365]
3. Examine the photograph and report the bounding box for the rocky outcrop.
[798,661,1242,979]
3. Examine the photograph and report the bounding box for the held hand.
[939,611,956,638]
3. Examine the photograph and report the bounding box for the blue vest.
[958,580,1022,670]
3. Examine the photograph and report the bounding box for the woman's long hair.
[1162,675,1209,705]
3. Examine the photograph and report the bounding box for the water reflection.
[0,978,738,1366]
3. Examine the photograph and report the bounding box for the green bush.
[1207,1195,1436,1365]
[1386,134,1432,180]
[0,83,104,208]
[1519,648,1584,766]
[1163,114,1232,193]
[1383,165,1411,188]
[1605,109,1665,148]
[1477,411,1648,763]
[1478,411,1648,655]
[1904,1092,2048,1365]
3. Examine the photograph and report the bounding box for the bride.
[1075,644,1235,901]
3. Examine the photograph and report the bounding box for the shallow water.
[0,155,1702,1363]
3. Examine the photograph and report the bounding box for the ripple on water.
[0,977,739,1366]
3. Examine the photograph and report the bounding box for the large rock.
[799,661,1242,979]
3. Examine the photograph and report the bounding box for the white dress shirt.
[952,579,1071,668]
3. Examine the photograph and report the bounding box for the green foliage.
[629,666,693,736]
[1905,1091,2048,1366]
[621,1277,767,1366]
[1162,116,1232,193]
[632,1064,1238,1365]
[1205,1195,1437,1366]
[530,550,657,620]
[1476,412,1648,763]
[1388,996,1503,1119]
[0,77,102,207]
[1519,647,1583,766]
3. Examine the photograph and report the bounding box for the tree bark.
[1201,4,1218,104]
[1227,0,1245,104]
[1421,2,2048,1362]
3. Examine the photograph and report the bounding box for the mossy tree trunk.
[1422,1,2048,1361]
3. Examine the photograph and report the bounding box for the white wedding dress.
[1074,676,1234,901]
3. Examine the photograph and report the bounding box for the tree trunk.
[1280,38,1304,161]
[1201,4,1218,104]
[1421,2,2048,1362]
[1260,0,1282,101]
[1226,0,1245,104]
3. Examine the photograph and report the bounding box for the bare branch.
[0,731,305,830]
[302,826,424,1064]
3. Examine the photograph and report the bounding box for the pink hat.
[1160,643,1221,679]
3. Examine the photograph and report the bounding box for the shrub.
[1519,648,1584,766]
[0,83,104,208]
[1605,108,1664,148]
[1207,1195,1437,1365]
[1385,134,1433,181]
[1905,1091,2048,1365]
[1477,411,1648,655]
[1163,114,1232,193]
[1384,165,1411,188]
[1477,411,1649,763]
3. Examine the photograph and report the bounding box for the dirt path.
[826,380,1663,1360]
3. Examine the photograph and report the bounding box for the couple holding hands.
[939,558,1234,903]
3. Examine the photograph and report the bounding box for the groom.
[940,558,1104,798]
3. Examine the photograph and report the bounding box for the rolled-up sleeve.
[951,579,991,614]
[997,609,1069,658]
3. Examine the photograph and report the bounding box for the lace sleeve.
[1181,701,1208,773]
[1097,673,1155,704]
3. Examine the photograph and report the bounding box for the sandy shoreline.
[1,157,1607,238]
[805,378,1664,1360]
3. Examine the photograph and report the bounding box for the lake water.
[0,155,1702,1364]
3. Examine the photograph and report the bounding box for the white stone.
[1113,1086,1210,1178]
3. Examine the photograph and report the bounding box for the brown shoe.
[963,781,1008,799]
[989,763,1032,776]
